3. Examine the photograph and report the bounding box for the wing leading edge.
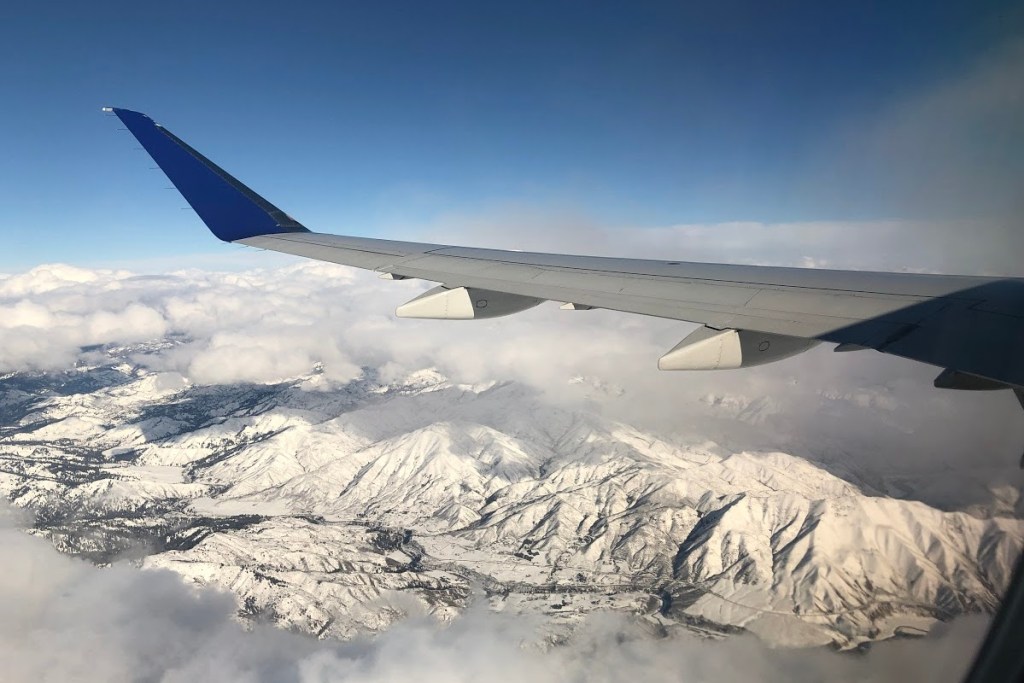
[105,108,1024,394]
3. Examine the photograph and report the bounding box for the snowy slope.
[0,349,1020,649]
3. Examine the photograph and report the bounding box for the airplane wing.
[105,108,1024,394]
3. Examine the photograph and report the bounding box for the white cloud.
[0,504,994,683]
[1,236,1022,497]
[0,264,118,296]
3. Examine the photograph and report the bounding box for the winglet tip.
[103,107,151,119]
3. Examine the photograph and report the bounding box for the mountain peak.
[0,356,1019,650]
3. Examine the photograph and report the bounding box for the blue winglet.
[107,108,309,242]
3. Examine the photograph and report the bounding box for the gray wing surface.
[107,107,1024,391]
[240,232,1024,389]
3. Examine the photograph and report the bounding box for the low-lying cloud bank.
[1,254,1021,489]
[0,505,992,683]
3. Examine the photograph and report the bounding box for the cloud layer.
[2,245,1022,493]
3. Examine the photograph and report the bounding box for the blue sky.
[1,0,1021,269]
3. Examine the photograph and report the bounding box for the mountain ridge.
[0,346,1019,650]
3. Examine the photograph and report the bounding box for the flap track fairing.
[396,286,543,320]
[659,326,819,371]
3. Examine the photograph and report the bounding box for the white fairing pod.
[396,285,543,320]
[658,326,819,370]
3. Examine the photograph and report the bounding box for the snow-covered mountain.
[0,346,1019,650]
